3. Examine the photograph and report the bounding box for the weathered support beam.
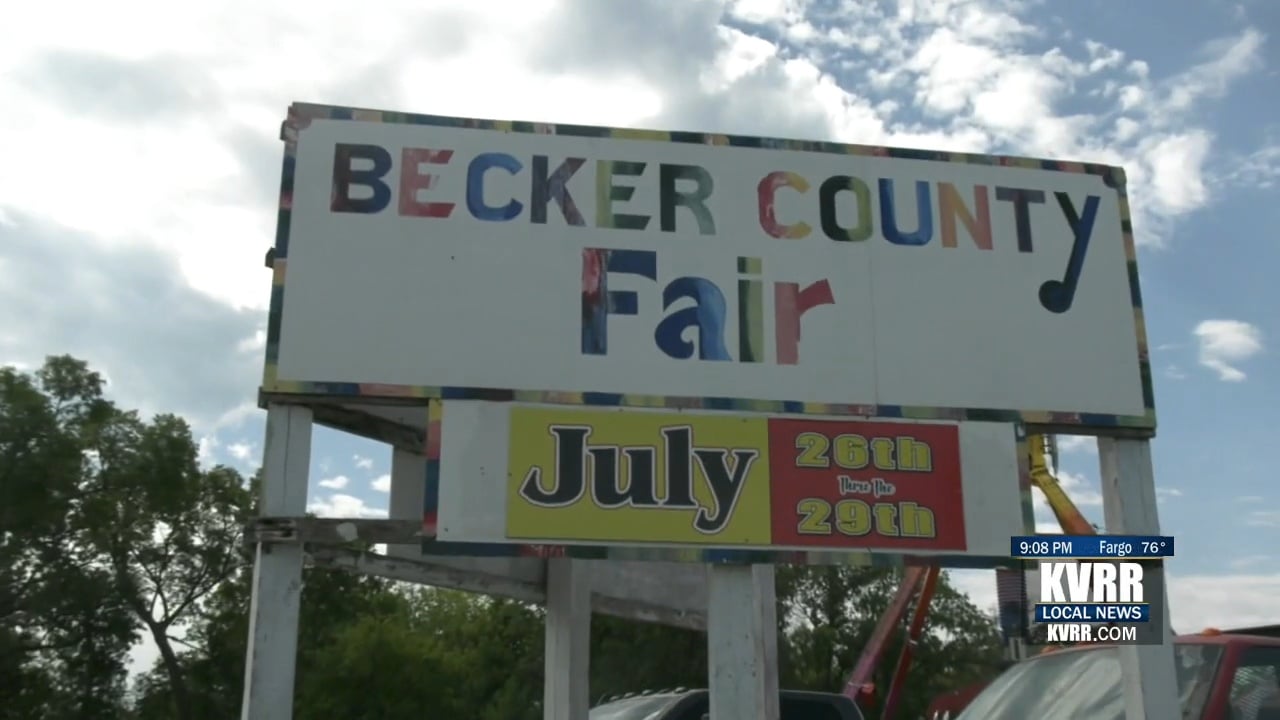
[306,547,707,630]
[249,516,711,630]
[544,558,591,720]
[707,565,779,720]
[254,392,428,451]
[1097,437,1179,719]
[310,403,425,452]
[246,517,426,546]
[240,405,311,720]
[387,448,427,557]
[592,592,705,631]
[307,546,542,604]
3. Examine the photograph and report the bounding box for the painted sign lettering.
[504,407,967,551]
[768,418,966,551]
[506,407,774,545]
[271,104,1151,427]
[332,144,1101,319]
[517,424,758,534]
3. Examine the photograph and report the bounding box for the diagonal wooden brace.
[244,517,427,548]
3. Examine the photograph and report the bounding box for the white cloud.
[318,475,349,490]
[727,0,809,25]
[1160,28,1265,113]
[227,441,254,462]
[1029,468,1105,531]
[1169,572,1280,630]
[307,492,387,518]
[950,564,1054,617]
[0,1,1259,403]
[1222,140,1280,189]
[236,330,267,354]
[371,474,392,493]
[785,7,1264,246]
[1054,435,1096,455]
[1246,510,1280,527]
[1237,495,1265,503]
[354,454,375,470]
[0,0,1262,322]
[1142,131,1212,215]
[1193,319,1263,381]
[1084,39,1125,74]
[208,402,261,438]
[197,436,218,468]
[1051,469,1103,506]
[1229,555,1271,571]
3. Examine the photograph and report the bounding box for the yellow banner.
[506,407,771,545]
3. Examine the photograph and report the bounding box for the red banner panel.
[767,418,966,551]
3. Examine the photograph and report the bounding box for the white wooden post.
[544,557,591,720]
[240,404,312,720]
[708,564,780,720]
[1096,437,1179,720]
[387,447,426,556]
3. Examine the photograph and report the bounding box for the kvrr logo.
[1040,561,1144,603]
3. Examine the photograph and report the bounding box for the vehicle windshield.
[589,694,682,720]
[956,643,1222,720]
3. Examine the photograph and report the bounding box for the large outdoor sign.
[266,102,1154,429]
[434,402,1028,561]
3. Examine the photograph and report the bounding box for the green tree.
[132,550,419,719]
[0,356,251,720]
[590,614,708,701]
[86,415,251,720]
[292,593,468,720]
[132,559,1002,719]
[1,358,137,718]
[776,565,1004,719]
[143,565,550,720]
[396,590,545,720]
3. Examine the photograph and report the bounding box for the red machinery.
[842,434,1092,718]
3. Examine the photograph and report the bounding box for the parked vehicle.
[926,626,1280,720]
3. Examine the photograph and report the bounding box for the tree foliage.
[776,565,1004,719]
[1,356,250,719]
[2,356,1006,720]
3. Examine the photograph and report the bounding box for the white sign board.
[433,401,1029,562]
[266,103,1153,430]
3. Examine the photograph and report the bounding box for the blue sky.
[1,0,1276,645]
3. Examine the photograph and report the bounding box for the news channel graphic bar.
[1010,534,1174,559]
[1030,557,1167,647]
[1038,622,1149,645]
[1034,603,1150,623]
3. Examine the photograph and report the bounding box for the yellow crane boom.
[1027,434,1095,536]
[851,433,1101,719]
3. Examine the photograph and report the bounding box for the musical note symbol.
[1039,192,1100,314]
